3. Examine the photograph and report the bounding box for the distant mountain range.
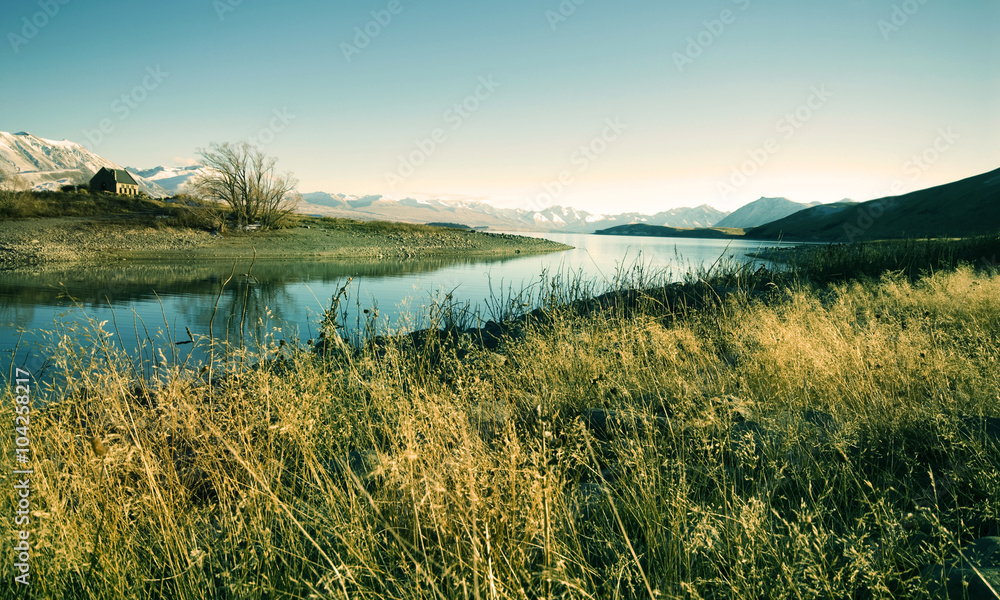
[597,170,1000,242]
[297,192,729,233]
[11,129,910,235]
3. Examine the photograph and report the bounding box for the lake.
[0,233,799,384]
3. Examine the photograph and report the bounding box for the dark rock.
[173,449,217,504]
[922,537,1000,599]
[581,408,667,440]
[803,409,838,434]
[581,409,616,439]
[129,384,157,408]
[325,450,378,487]
[568,481,608,522]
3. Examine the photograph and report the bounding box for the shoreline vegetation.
[2,233,999,598]
[0,191,570,271]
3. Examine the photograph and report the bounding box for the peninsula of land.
[0,196,570,271]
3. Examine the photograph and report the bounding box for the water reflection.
[0,257,498,308]
[0,253,553,383]
[1,234,803,387]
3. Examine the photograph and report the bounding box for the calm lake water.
[1,233,799,385]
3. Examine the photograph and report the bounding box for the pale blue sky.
[4,0,998,212]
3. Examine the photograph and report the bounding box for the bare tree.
[188,142,299,230]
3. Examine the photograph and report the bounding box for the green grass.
[2,237,999,598]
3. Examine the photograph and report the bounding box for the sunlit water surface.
[0,233,799,387]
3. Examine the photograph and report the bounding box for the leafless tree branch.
[187,142,298,230]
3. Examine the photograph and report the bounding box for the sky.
[3,0,998,214]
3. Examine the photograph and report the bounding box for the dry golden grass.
[2,261,999,598]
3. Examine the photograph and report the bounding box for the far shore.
[0,215,572,271]
[593,223,747,239]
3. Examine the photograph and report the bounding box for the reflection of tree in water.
[201,274,297,351]
[0,253,538,365]
[164,260,451,346]
[158,257,523,341]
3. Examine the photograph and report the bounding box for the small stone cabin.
[90,167,139,196]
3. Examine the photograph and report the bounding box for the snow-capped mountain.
[298,192,729,233]
[2,130,735,232]
[714,197,821,229]
[126,165,207,194]
[0,131,169,197]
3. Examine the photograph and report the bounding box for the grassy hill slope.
[748,168,1000,242]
